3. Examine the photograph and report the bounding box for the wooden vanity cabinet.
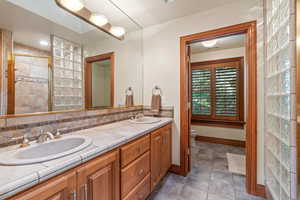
[7,123,172,200]
[9,171,76,200]
[151,124,172,191]
[77,150,120,200]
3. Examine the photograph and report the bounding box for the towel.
[125,94,134,107]
[150,94,161,115]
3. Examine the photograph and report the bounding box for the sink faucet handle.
[54,129,62,139]
[20,134,30,148]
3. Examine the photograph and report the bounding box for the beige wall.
[85,30,143,107]
[191,47,246,141]
[142,0,264,184]
[191,47,245,62]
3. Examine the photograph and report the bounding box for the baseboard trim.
[169,164,185,176]
[254,184,266,198]
[195,136,246,147]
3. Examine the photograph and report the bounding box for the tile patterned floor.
[149,140,265,200]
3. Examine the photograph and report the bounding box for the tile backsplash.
[0,105,174,147]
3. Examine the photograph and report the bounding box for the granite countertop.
[0,117,173,200]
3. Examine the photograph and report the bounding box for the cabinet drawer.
[121,151,150,198]
[121,135,150,168]
[123,174,150,200]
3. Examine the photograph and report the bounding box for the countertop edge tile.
[38,155,82,183]
[0,172,39,200]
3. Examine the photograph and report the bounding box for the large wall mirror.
[0,0,143,116]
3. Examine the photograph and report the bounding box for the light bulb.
[60,0,84,12]
[202,39,218,48]
[110,26,126,37]
[90,13,108,27]
[39,40,49,46]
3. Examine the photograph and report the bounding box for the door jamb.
[178,21,264,197]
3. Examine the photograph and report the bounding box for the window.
[191,57,244,128]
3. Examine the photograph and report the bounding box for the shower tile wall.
[52,36,83,111]
[264,0,297,199]
[13,43,50,114]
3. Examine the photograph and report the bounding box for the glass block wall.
[52,36,83,111]
[264,0,297,199]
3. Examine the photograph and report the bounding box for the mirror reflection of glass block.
[74,63,82,71]
[54,48,62,58]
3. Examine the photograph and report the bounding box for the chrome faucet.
[133,113,144,120]
[37,131,55,143]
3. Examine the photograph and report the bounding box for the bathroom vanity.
[1,118,172,200]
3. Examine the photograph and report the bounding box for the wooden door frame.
[84,52,115,109]
[178,21,264,197]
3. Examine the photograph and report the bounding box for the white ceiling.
[0,0,141,51]
[190,34,246,54]
[109,0,237,27]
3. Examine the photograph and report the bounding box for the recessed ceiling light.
[60,0,84,12]
[39,40,49,46]
[89,13,108,27]
[202,39,218,48]
[164,0,176,3]
[110,26,126,37]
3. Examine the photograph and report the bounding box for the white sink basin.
[0,136,92,166]
[129,117,161,124]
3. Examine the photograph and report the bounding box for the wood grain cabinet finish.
[8,171,76,200]
[121,151,150,198]
[77,150,120,200]
[123,174,150,200]
[150,124,172,191]
[121,135,150,168]
[161,125,172,177]
[150,129,162,191]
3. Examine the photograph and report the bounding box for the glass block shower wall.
[52,36,83,111]
[264,0,297,199]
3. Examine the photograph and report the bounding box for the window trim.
[191,57,244,128]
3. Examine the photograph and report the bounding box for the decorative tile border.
[0,105,174,147]
[143,105,174,118]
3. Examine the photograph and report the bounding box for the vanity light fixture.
[60,0,84,12]
[110,26,126,37]
[39,40,49,46]
[89,13,108,27]
[55,0,125,40]
[202,39,218,48]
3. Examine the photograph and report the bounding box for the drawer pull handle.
[71,191,77,200]
[138,169,144,175]
[80,184,88,200]
[84,184,88,200]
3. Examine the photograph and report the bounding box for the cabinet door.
[9,172,76,200]
[77,150,120,200]
[161,125,172,177]
[150,130,162,191]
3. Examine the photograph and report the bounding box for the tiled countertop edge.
[0,118,173,200]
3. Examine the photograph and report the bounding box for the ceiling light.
[89,13,108,27]
[202,39,218,48]
[110,26,126,37]
[164,0,176,3]
[39,40,49,46]
[60,0,84,12]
